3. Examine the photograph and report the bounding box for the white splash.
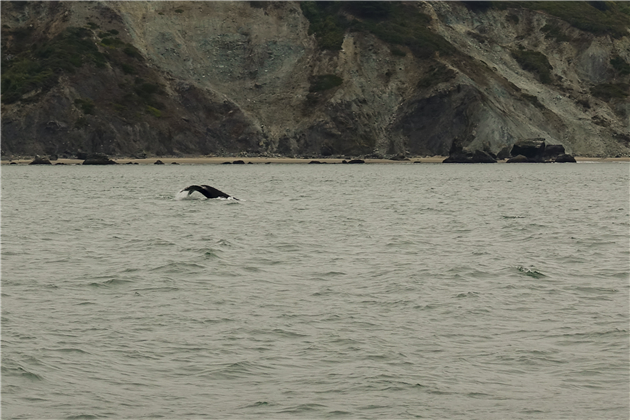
[175,190,192,200]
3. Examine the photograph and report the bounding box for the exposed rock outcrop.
[506,154,530,163]
[443,150,496,163]
[555,154,577,163]
[1,1,629,158]
[82,153,117,165]
[29,156,52,165]
[511,139,546,161]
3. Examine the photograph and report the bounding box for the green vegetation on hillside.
[304,0,630,57]
[611,56,630,76]
[511,49,553,84]
[1,17,166,124]
[1,27,107,103]
[541,22,572,42]
[309,74,344,92]
[249,2,270,9]
[495,1,630,39]
[300,2,454,58]
[590,83,629,100]
[417,63,456,89]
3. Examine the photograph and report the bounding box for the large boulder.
[82,153,117,165]
[496,146,512,160]
[511,139,546,160]
[543,144,566,159]
[506,154,530,163]
[555,154,576,163]
[443,150,496,163]
[29,155,52,165]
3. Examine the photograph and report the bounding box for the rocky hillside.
[2,1,629,158]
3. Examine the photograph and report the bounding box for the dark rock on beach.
[443,150,496,163]
[497,146,512,160]
[543,144,566,159]
[83,153,117,165]
[154,160,164,165]
[29,155,52,165]
[511,139,546,160]
[506,154,530,163]
[555,154,577,163]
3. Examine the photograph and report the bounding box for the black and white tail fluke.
[179,185,238,200]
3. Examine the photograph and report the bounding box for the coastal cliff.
[2,1,629,158]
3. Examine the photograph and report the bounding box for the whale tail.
[180,185,238,200]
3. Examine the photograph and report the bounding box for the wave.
[516,266,547,278]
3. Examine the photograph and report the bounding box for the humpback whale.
[180,185,238,200]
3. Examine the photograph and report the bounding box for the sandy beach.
[2,156,628,165]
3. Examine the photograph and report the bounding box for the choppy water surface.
[2,163,628,419]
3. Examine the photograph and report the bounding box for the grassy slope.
[1,20,163,120]
[302,1,630,53]
[495,1,630,38]
[300,1,455,58]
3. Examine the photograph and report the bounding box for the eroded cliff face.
[1,1,629,158]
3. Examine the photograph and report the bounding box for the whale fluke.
[180,185,238,200]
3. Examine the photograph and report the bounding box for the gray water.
[2,163,629,419]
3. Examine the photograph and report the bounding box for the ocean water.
[1,162,628,419]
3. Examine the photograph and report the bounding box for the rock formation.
[1,1,629,159]
[82,153,117,165]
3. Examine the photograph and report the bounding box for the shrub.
[123,44,142,59]
[101,37,125,48]
[522,93,545,109]
[146,105,162,117]
[417,63,456,88]
[587,1,609,12]
[590,83,629,100]
[249,2,269,9]
[175,9,184,13]
[108,29,119,35]
[464,2,494,12]
[86,22,99,30]
[309,74,343,92]
[74,98,95,114]
[121,63,135,75]
[75,117,89,128]
[611,56,630,75]
[541,23,572,42]
[391,47,406,57]
[511,49,553,84]
[112,103,127,112]
[506,14,520,25]
[345,2,393,19]
[135,82,160,97]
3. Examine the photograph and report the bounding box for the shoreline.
[2,156,629,165]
